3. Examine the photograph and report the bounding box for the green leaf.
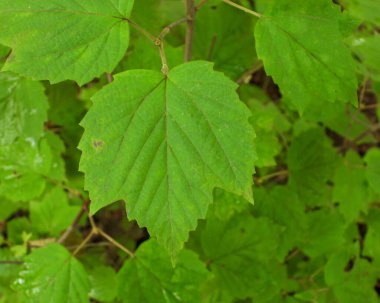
[89,266,118,303]
[117,240,208,303]
[287,128,338,206]
[254,186,307,257]
[200,213,282,299]
[255,0,357,113]
[14,244,90,303]
[342,0,380,26]
[0,139,52,201]
[301,209,346,258]
[193,2,257,79]
[364,148,380,195]
[0,72,48,146]
[30,188,80,237]
[0,0,134,85]
[333,151,369,222]
[245,99,289,167]
[79,61,255,254]
[351,35,380,81]
[325,248,380,303]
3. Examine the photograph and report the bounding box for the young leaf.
[0,139,52,201]
[14,244,90,303]
[89,266,118,303]
[0,0,134,85]
[0,72,48,145]
[287,128,338,206]
[117,240,208,303]
[29,188,80,237]
[255,0,357,113]
[79,61,255,255]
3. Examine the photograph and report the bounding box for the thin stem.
[106,73,113,83]
[122,18,157,42]
[236,61,263,84]
[256,170,288,185]
[159,17,187,40]
[97,229,134,258]
[358,76,369,109]
[73,230,95,256]
[185,0,196,61]
[156,39,169,75]
[222,0,262,18]
[207,34,218,61]
[196,0,209,10]
[361,103,379,110]
[58,199,90,244]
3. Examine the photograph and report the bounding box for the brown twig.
[185,0,196,61]
[159,17,187,40]
[255,170,288,185]
[236,61,264,84]
[58,199,90,244]
[222,0,262,18]
[97,229,134,257]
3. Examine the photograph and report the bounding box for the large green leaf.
[0,0,134,85]
[0,72,48,146]
[14,244,90,303]
[117,240,208,303]
[255,0,357,113]
[79,61,255,254]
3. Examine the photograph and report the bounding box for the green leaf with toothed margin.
[254,0,357,113]
[13,244,90,303]
[79,61,256,256]
[0,0,134,85]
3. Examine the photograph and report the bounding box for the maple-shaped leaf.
[14,244,90,303]
[0,0,134,85]
[255,0,357,113]
[79,61,255,255]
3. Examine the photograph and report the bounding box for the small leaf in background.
[287,128,338,206]
[200,213,283,300]
[0,72,48,146]
[333,151,370,222]
[117,240,208,303]
[364,149,380,195]
[255,0,357,113]
[30,188,80,237]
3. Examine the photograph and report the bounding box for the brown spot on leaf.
[92,140,104,150]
